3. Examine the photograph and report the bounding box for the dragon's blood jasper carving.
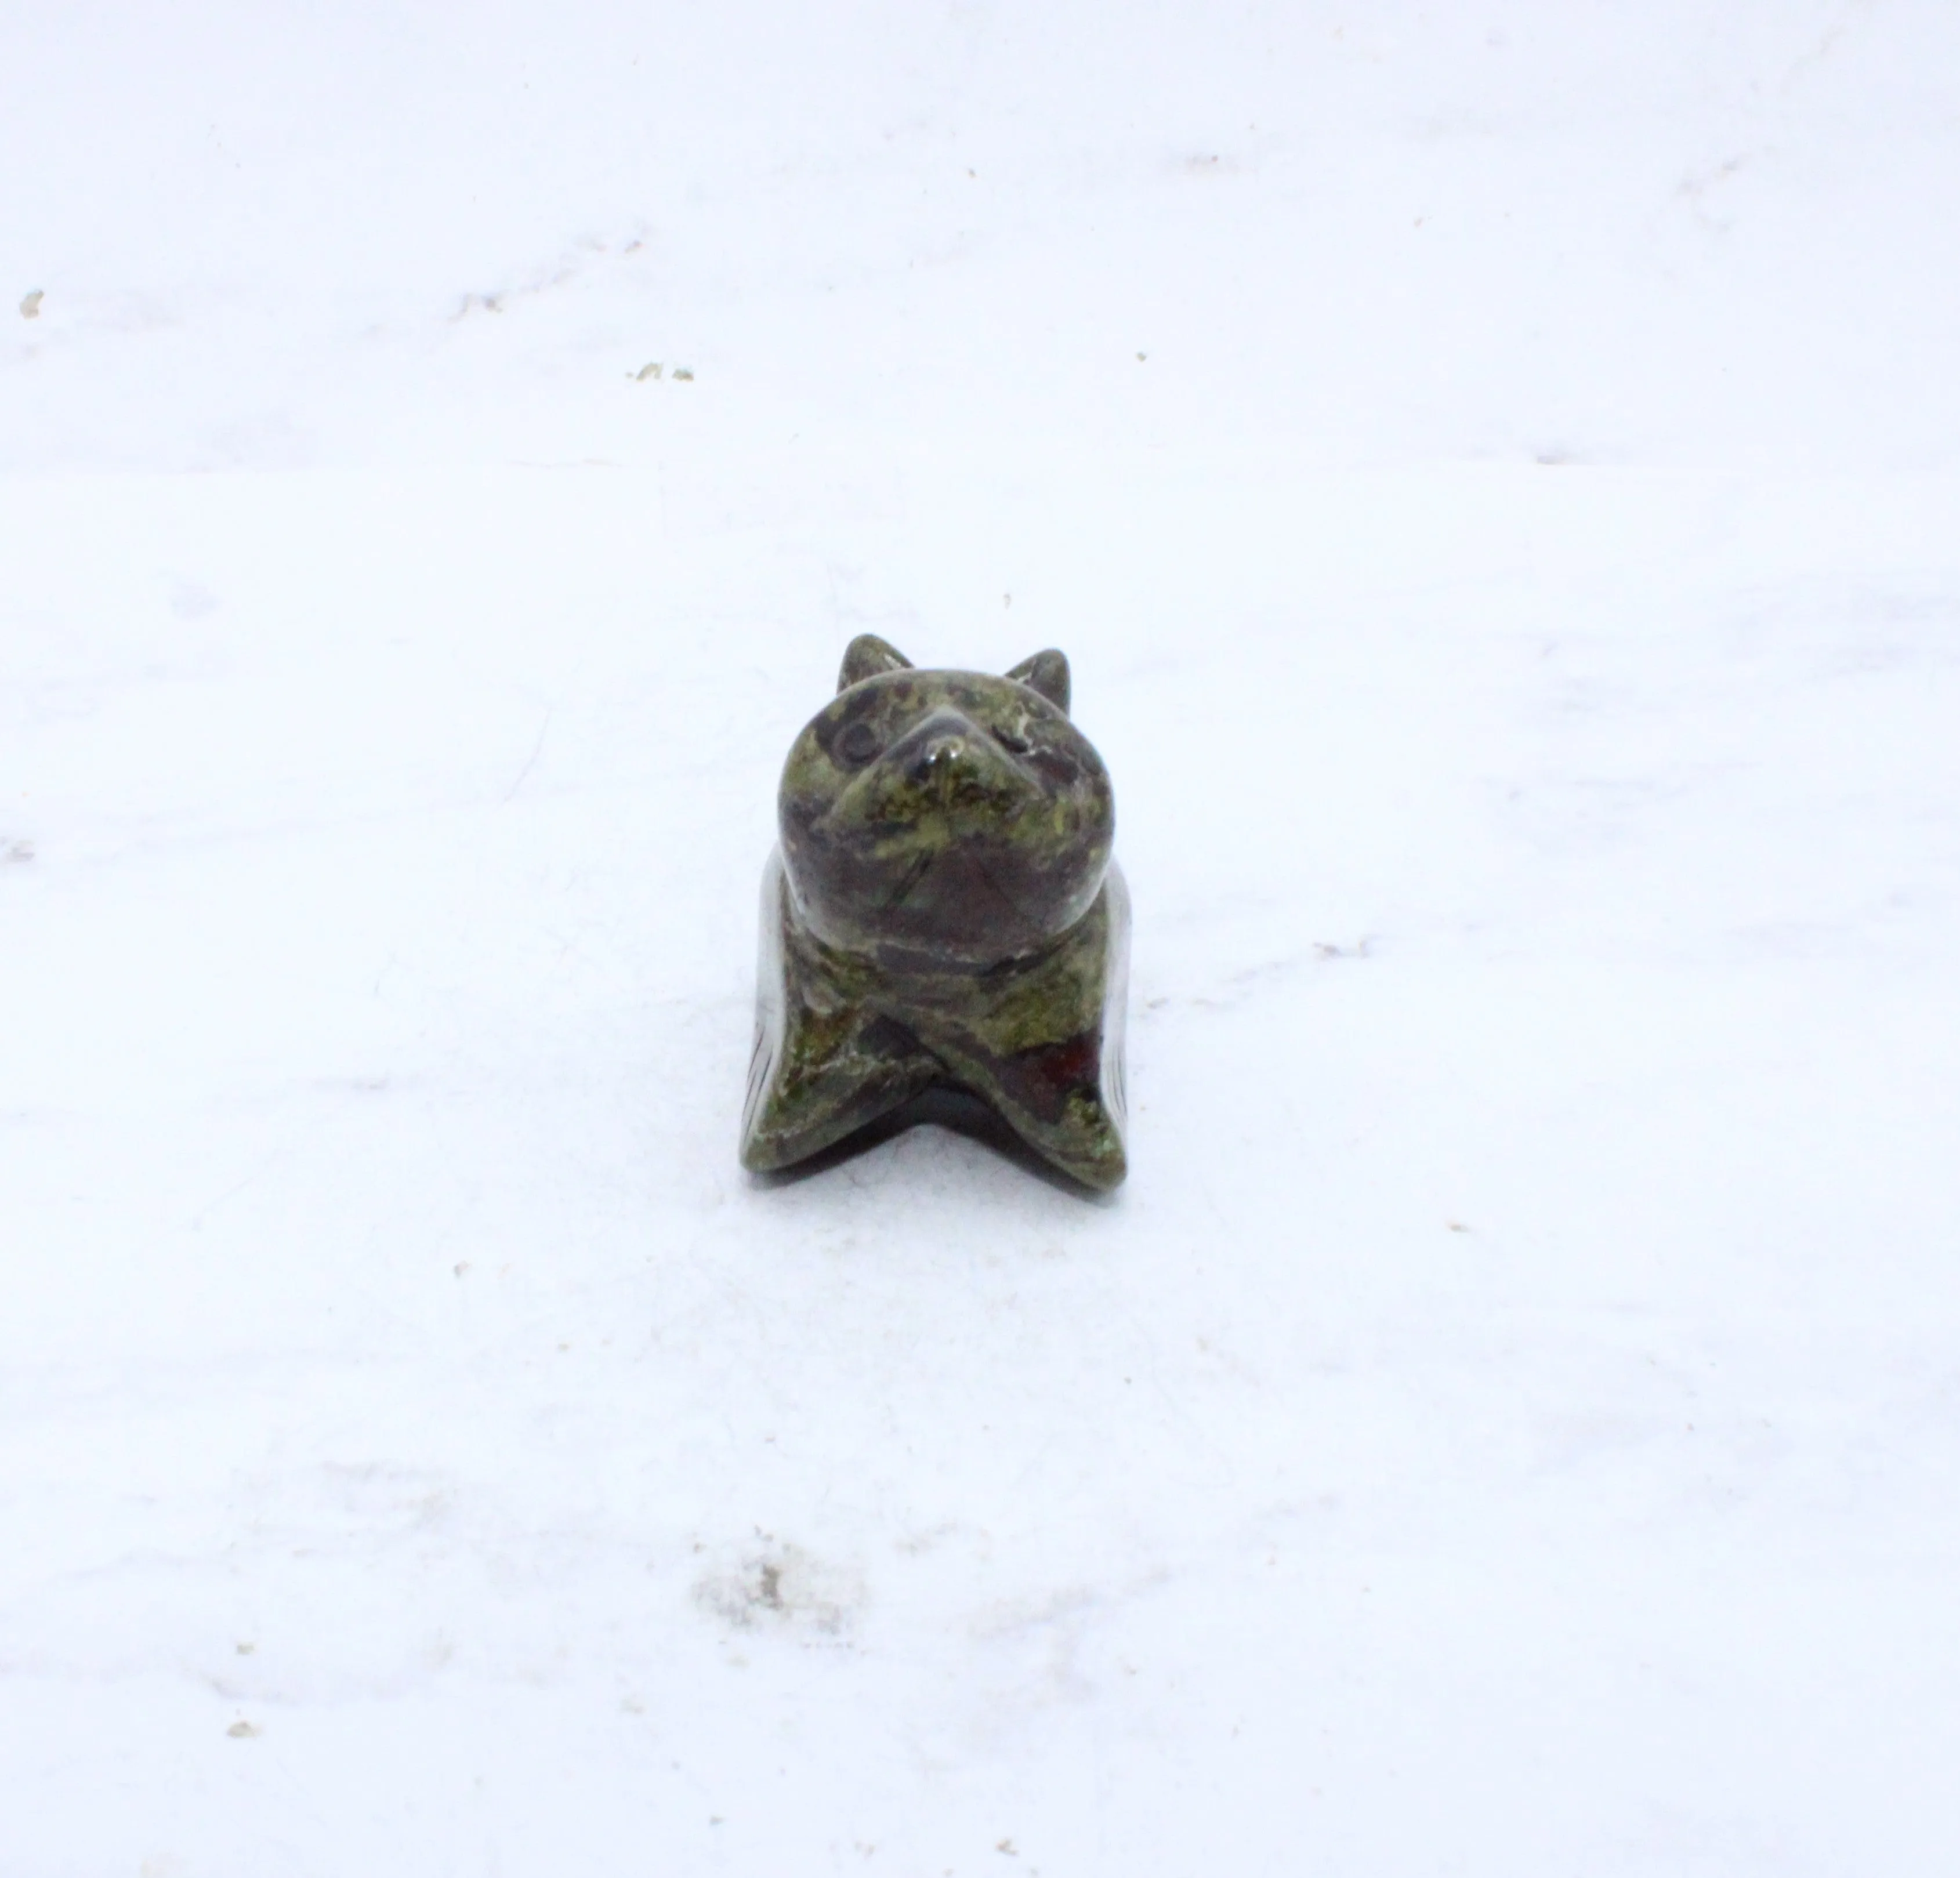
[741,633,1128,1190]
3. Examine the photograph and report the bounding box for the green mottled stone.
[742,634,1128,1190]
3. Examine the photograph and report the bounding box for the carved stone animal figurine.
[741,633,1128,1189]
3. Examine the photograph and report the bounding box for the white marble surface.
[5,6,1960,1875]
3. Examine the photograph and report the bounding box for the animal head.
[777,633,1115,967]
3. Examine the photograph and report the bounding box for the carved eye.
[993,726,1032,755]
[835,719,882,767]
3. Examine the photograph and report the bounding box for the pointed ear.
[837,633,912,691]
[1006,648,1070,714]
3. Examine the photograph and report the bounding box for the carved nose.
[902,709,981,791]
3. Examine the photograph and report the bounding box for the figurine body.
[742,634,1128,1189]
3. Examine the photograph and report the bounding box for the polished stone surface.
[743,636,1128,1188]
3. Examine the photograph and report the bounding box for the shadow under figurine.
[741,632,1128,1190]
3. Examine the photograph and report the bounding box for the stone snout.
[865,707,1030,820]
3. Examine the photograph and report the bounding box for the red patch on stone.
[1025,1033,1097,1090]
